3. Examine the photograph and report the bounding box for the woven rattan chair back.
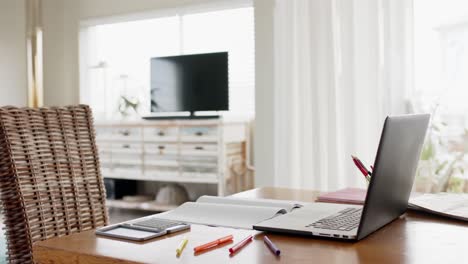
[0,105,108,263]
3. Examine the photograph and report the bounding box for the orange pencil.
[194,235,233,253]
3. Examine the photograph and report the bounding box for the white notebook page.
[156,202,287,229]
[196,195,303,212]
[409,193,468,221]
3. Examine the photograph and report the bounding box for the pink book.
[316,188,367,205]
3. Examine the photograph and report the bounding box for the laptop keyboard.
[131,218,183,230]
[307,208,362,231]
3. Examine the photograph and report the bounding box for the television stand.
[142,114,220,120]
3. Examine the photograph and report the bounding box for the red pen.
[228,235,253,255]
[352,155,372,176]
[352,155,368,175]
[351,155,371,181]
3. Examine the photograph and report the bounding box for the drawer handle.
[120,130,130,136]
[157,131,165,136]
[195,146,204,150]
[122,144,130,149]
[195,131,203,136]
[158,146,166,150]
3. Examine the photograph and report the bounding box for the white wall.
[253,0,275,187]
[0,0,28,106]
[41,0,79,106]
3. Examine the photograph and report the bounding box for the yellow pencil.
[176,237,188,255]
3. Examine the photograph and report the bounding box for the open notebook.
[317,188,468,222]
[155,195,304,229]
[408,193,468,221]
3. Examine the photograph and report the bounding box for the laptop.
[254,114,430,241]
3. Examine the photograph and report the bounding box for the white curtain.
[273,0,413,190]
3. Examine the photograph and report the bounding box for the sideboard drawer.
[99,152,112,163]
[112,142,142,153]
[113,164,142,176]
[144,158,179,167]
[95,127,113,141]
[180,155,217,168]
[180,126,218,142]
[143,126,178,142]
[97,142,113,153]
[180,143,218,156]
[112,127,141,141]
[144,143,178,155]
[144,143,178,167]
[111,152,142,165]
[145,167,179,178]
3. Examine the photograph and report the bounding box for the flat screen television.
[150,52,228,117]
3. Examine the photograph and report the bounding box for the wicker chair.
[0,105,108,263]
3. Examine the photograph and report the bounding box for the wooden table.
[33,187,468,264]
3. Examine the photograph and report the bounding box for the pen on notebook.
[263,235,281,256]
[229,235,253,255]
[194,235,233,253]
[176,237,188,255]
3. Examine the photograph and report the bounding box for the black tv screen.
[150,52,229,113]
